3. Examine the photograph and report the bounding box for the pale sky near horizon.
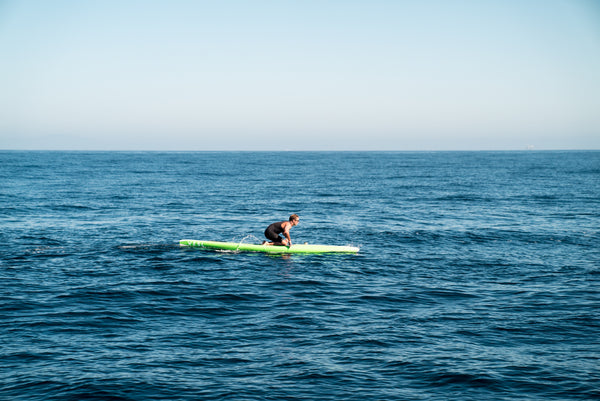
[1,0,599,150]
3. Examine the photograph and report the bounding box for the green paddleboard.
[179,239,359,254]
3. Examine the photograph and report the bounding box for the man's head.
[289,214,300,225]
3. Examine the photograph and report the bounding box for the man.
[263,214,299,246]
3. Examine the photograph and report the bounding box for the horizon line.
[1,148,598,152]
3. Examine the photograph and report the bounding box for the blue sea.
[1,151,599,400]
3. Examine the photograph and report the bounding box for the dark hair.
[289,214,299,221]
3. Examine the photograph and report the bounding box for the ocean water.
[1,150,599,401]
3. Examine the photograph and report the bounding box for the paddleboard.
[179,239,359,254]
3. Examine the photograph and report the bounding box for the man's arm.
[283,222,292,245]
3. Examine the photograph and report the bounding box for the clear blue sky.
[1,0,599,150]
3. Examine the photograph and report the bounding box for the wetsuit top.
[266,221,286,235]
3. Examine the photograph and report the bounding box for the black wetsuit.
[264,221,286,242]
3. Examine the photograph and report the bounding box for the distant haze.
[1,0,599,150]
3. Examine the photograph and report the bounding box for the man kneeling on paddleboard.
[263,214,299,246]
